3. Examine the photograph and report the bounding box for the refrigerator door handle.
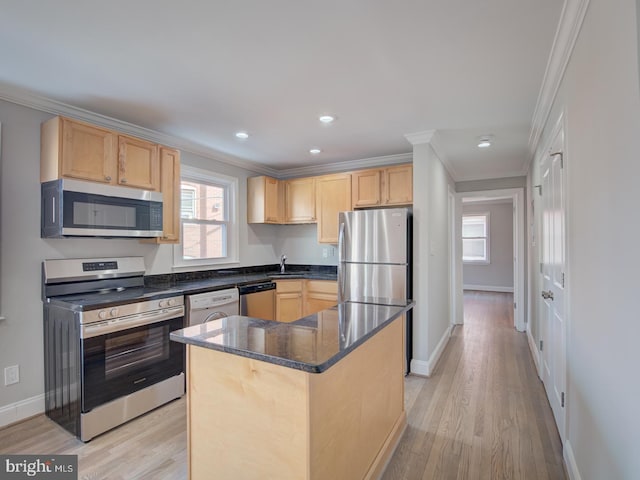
[338,221,346,303]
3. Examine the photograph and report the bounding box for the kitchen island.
[171,299,414,480]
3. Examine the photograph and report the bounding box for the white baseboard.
[527,328,541,378]
[410,325,453,377]
[0,394,45,428]
[463,284,514,293]
[564,440,582,480]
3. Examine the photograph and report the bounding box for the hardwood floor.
[382,291,566,480]
[0,291,565,479]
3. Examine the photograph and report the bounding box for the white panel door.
[540,126,566,440]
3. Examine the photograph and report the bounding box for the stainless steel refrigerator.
[338,207,412,373]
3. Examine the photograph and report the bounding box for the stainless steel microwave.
[41,179,163,238]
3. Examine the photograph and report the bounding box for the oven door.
[81,315,184,412]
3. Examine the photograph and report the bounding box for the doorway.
[454,188,525,331]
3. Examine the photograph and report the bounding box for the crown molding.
[277,152,413,179]
[454,171,528,183]
[404,130,436,146]
[428,131,460,181]
[0,83,279,177]
[528,0,590,160]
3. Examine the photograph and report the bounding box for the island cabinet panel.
[117,135,160,191]
[185,316,406,480]
[316,173,352,244]
[41,116,117,184]
[284,176,316,223]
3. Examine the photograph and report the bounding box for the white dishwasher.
[186,288,240,326]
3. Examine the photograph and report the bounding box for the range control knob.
[159,300,167,308]
[167,298,176,307]
[110,308,119,317]
[98,310,108,320]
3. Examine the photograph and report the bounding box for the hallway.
[382,291,566,480]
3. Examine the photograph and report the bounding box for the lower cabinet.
[275,279,338,322]
[275,280,303,323]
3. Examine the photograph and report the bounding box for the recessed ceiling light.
[319,115,335,124]
[477,135,493,148]
[235,131,249,139]
[309,148,321,155]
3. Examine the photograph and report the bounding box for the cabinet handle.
[121,178,127,184]
[105,176,112,181]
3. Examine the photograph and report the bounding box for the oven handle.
[81,305,184,339]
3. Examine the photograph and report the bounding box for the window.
[462,214,490,264]
[174,166,239,267]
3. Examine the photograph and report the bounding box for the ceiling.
[0,1,563,180]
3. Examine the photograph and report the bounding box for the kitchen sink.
[268,272,305,278]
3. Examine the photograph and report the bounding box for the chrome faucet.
[280,254,287,273]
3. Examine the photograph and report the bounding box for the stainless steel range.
[42,257,185,442]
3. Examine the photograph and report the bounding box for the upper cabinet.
[41,117,117,184]
[247,176,283,224]
[316,173,352,244]
[352,164,413,208]
[41,116,161,191]
[284,177,316,223]
[117,135,160,191]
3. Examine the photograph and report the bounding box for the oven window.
[73,201,137,228]
[104,324,169,379]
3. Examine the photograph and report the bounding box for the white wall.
[275,224,339,266]
[529,0,640,477]
[411,141,455,374]
[462,202,514,291]
[0,99,279,411]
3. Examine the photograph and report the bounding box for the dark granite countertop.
[170,299,415,373]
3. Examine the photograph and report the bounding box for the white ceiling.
[0,0,563,180]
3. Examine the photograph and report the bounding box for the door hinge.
[561,392,565,408]
[539,340,543,351]
[561,272,565,288]
[514,302,517,309]
[540,262,543,274]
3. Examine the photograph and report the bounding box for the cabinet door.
[285,177,316,223]
[118,135,160,191]
[351,169,381,208]
[159,148,181,242]
[303,280,338,316]
[60,118,116,184]
[383,164,413,205]
[265,177,283,223]
[316,173,352,244]
[276,293,303,323]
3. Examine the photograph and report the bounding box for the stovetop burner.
[50,286,181,310]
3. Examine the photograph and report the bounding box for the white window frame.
[462,212,490,264]
[173,165,239,269]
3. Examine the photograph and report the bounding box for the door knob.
[541,290,555,300]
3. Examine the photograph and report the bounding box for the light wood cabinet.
[275,280,303,322]
[41,116,117,184]
[304,280,338,316]
[316,173,352,244]
[351,169,381,207]
[383,164,413,205]
[142,147,180,244]
[41,116,166,193]
[117,135,160,191]
[285,177,316,223]
[351,163,413,208]
[247,176,283,224]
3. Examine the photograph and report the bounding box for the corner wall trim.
[564,440,583,480]
[463,285,514,293]
[527,328,541,378]
[0,394,45,428]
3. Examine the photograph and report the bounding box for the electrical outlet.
[330,247,335,257]
[4,365,19,386]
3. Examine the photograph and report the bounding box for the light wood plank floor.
[382,291,566,480]
[0,291,565,479]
